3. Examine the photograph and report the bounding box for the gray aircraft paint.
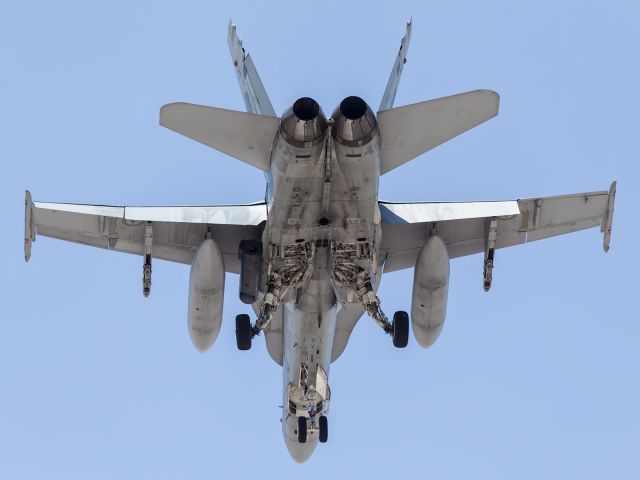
[23,20,617,463]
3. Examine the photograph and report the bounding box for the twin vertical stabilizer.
[160,19,499,177]
[227,20,276,117]
[379,18,412,112]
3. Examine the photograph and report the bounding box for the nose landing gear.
[297,416,307,443]
[289,365,331,444]
[295,415,328,444]
[318,415,328,443]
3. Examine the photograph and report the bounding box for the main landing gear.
[235,314,252,350]
[331,242,410,349]
[392,311,409,348]
[235,242,314,351]
[237,310,408,350]
[235,239,410,350]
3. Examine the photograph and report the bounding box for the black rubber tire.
[392,311,409,348]
[297,416,307,444]
[235,314,252,351]
[318,415,328,443]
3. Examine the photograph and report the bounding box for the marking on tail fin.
[228,20,276,117]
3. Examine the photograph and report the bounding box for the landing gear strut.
[332,242,408,348]
[288,365,331,444]
[235,242,314,351]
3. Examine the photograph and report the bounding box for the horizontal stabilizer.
[378,90,499,174]
[160,102,280,171]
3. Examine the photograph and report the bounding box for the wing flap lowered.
[380,200,520,224]
[380,185,616,272]
[378,90,499,175]
[160,102,280,172]
[25,192,266,273]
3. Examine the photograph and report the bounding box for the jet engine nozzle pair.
[280,96,377,147]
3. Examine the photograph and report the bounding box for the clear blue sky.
[1,1,638,478]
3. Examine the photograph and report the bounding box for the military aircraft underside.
[24,20,616,462]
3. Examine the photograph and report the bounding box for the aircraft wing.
[380,182,617,273]
[24,191,266,274]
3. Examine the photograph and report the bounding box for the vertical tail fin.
[227,20,277,117]
[379,18,413,112]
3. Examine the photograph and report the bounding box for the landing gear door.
[315,366,329,401]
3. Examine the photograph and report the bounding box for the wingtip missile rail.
[24,190,35,263]
[602,181,616,253]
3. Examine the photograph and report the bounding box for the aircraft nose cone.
[284,435,317,464]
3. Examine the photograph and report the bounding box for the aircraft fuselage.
[24,18,617,466]
[261,97,384,461]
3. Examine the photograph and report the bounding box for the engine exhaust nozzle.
[331,96,377,146]
[280,97,327,147]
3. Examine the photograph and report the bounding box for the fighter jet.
[24,20,616,462]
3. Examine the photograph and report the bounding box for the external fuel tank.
[411,234,449,348]
[188,238,225,352]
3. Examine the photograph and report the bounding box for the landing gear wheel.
[235,314,252,351]
[318,415,328,443]
[297,416,307,443]
[392,311,409,348]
